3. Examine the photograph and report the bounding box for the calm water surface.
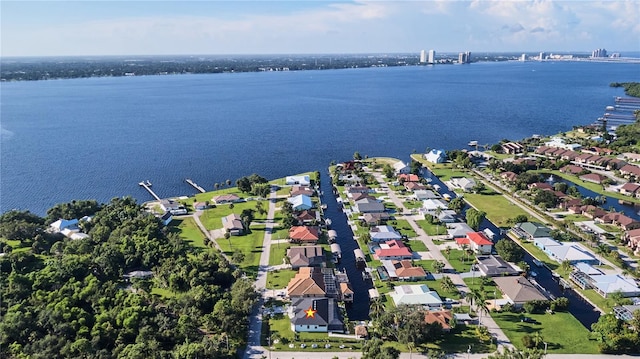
[2,61,639,214]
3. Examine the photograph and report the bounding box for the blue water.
[2,61,639,215]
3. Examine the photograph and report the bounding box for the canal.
[321,171,372,321]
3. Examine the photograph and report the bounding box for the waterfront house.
[560,151,579,161]
[374,240,413,260]
[288,194,313,211]
[160,199,188,215]
[290,297,344,333]
[614,305,640,321]
[492,276,547,309]
[528,182,553,191]
[620,183,640,197]
[447,223,474,239]
[287,267,326,298]
[570,264,640,298]
[413,190,440,201]
[361,212,390,226]
[350,192,375,202]
[394,161,411,174]
[370,225,403,242]
[437,209,459,223]
[339,282,354,303]
[455,232,493,254]
[533,237,598,265]
[295,210,318,225]
[354,197,385,213]
[450,177,477,192]
[381,260,428,281]
[390,284,443,308]
[405,182,428,192]
[222,213,244,236]
[193,202,209,210]
[624,228,640,254]
[544,138,582,151]
[289,226,320,244]
[160,211,173,226]
[212,194,241,205]
[606,159,627,171]
[398,174,420,183]
[287,246,325,269]
[475,255,520,277]
[579,173,607,184]
[422,199,449,214]
[286,175,311,186]
[560,165,585,175]
[424,149,447,163]
[598,213,640,231]
[49,218,79,233]
[346,185,372,195]
[501,142,525,154]
[290,185,315,197]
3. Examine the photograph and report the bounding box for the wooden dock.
[185,178,206,193]
[138,180,161,200]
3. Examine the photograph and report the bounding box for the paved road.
[257,350,630,359]
[244,189,279,359]
[371,171,513,350]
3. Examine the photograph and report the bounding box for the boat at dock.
[468,140,478,147]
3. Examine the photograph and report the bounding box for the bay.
[1,61,639,215]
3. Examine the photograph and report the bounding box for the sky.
[1,0,639,57]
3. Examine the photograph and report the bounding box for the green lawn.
[491,311,599,354]
[215,229,266,277]
[431,168,471,181]
[406,239,428,252]
[516,239,560,272]
[442,249,474,273]
[199,201,266,230]
[269,242,291,266]
[463,277,499,301]
[415,219,447,236]
[463,192,530,228]
[151,287,176,299]
[170,217,208,249]
[389,219,417,238]
[562,214,589,223]
[266,269,297,289]
[265,314,362,351]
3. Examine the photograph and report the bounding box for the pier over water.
[138,180,160,200]
[185,178,206,193]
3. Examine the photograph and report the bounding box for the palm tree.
[214,182,220,191]
[226,179,232,187]
[461,244,469,263]
[532,332,544,349]
[369,298,385,320]
[445,246,451,260]
[560,259,572,274]
[407,342,415,359]
[440,276,456,294]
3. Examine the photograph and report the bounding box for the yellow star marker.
[304,306,317,318]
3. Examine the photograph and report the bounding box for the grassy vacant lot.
[170,217,208,249]
[390,219,417,238]
[415,219,447,236]
[431,168,471,181]
[199,201,265,230]
[215,229,266,277]
[463,192,529,228]
[406,239,428,252]
[441,249,474,273]
[266,269,297,290]
[268,242,290,266]
[491,311,599,354]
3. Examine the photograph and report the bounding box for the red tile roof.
[289,226,320,242]
[467,232,493,246]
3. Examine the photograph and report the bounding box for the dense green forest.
[611,82,640,98]
[0,197,258,358]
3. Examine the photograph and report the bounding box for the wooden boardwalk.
[185,178,206,193]
[138,180,160,200]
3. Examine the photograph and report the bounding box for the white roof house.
[592,275,640,298]
[535,239,598,265]
[437,210,459,223]
[393,161,411,174]
[370,225,403,242]
[424,149,446,164]
[50,218,79,233]
[447,223,474,239]
[451,177,477,192]
[414,190,440,201]
[286,175,311,186]
[390,284,443,308]
[288,194,313,211]
[422,199,449,214]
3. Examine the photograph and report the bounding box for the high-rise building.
[420,50,427,63]
[428,50,436,64]
[465,51,471,63]
[520,53,526,62]
[458,52,466,64]
[591,48,607,58]
[539,52,545,61]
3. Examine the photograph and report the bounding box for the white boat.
[468,140,478,146]
[443,193,452,201]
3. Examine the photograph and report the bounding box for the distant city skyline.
[1,1,639,57]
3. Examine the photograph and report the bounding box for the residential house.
[361,213,390,226]
[575,153,595,164]
[193,202,209,210]
[437,210,459,223]
[598,212,640,231]
[424,310,454,332]
[492,276,548,309]
[533,237,598,265]
[623,153,640,163]
[512,222,552,240]
[393,161,411,174]
[528,182,553,191]
[370,225,403,242]
[476,255,520,277]
[624,228,640,254]
[620,164,640,179]
[382,260,428,281]
[560,151,579,161]
[545,137,582,151]
[49,218,79,233]
[606,159,627,171]
[288,194,313,211]
[286,175,311,186]
[455,232,493,254]
[390,284,443,308]
[160,199,188,215]
[374,240,413,260]
[614,305,640,321]
[501,142,524,154]
[350,192,375,202]
[405,182,428,192]
[160,212,173,226]
[450,177,477,192]
[290,186,315,197]
[295,210,318,225]
[422,199,449,214]
[620,183,640,197]
[287,246,325,269]
[289,226,320,244]
[290,297,344,333]
[581,205,607,220]
[222,213,244,236]
[500,171,518,182]
[424,149,446,163]
[212,194,241,205]
[580,173,607,184]
[570,264,640,298]
[287,267,326,298]
[346,186,372,196]
[398,174,420,183]
[414,190,440,201]
[447,223,474,239]
[354,197,385,213]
